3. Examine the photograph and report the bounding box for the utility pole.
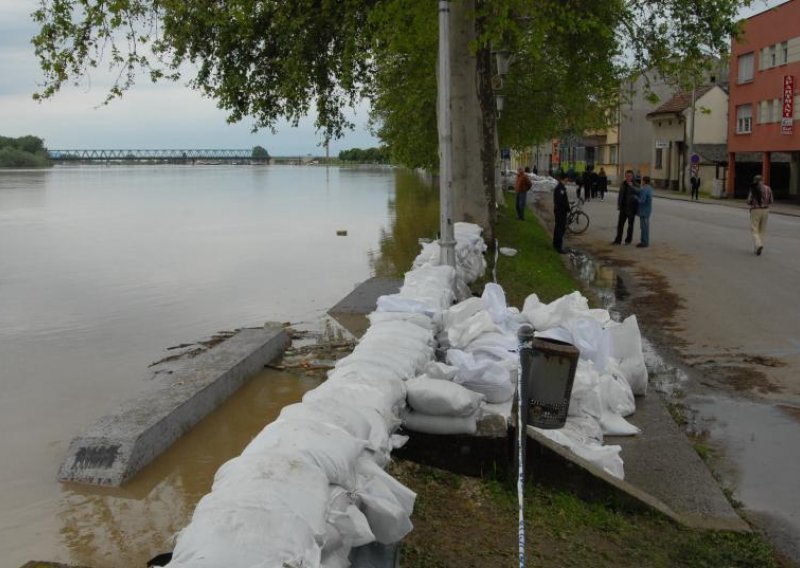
[686,81,697,192]
[438,0,456,267]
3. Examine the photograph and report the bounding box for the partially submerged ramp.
[58,325,290,486]
[328,277,402,337]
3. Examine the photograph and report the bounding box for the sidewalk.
[608,185,800,218]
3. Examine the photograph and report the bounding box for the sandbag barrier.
[164,221,647,567]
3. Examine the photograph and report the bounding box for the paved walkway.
[604,185,800,218]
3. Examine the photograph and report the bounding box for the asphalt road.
[545,189,800,561]
[570,192,800,399]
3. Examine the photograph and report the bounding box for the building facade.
[647,85,729,193]
[727,0,800,198]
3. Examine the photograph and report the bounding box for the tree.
[30,0,749,235]
[251,145,270,159]
[0,135,50,167]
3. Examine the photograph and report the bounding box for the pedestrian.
[637,175,653,248]
[575,171,584,201]
[532,165,538,175]
[553,171,570,254]
[612,169,639,245]
[690,175,701,201]
[584,166,595,201]
[514,166,532,220]
[597,167,608,200]
[747,174,773,256]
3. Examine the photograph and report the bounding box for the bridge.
[48,149,324,164]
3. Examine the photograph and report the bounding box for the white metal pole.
[438,0,456,267]
[687,81,696,192]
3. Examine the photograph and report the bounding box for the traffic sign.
[690,153,700,164]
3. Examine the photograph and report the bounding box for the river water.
[0,164,439,568]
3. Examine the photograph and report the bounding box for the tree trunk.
[448,0,492,236]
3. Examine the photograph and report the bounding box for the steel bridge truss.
[49,149,267,162]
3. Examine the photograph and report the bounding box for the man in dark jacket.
[553,172,570,253]
[612,169,639,245]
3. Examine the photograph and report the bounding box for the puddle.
[568,251,626,319]
[687,394,800,560]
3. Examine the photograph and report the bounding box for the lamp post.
[437,0,456,267]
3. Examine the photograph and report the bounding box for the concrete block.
[58,325,290,486]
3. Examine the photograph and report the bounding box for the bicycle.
[567,198,590,234]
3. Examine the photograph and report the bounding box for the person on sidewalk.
[612,169,639,245]
[597,167,608,200]
[514,166,532,220]
[747,174,773,256]
[637,176,653,248]
[553,172,570,254]
[690,175,700,201]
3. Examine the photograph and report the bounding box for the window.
[737,104,753,133]
[770,45,777,67]
[759,100,769,123]
[655,148,663,169]
[609,145,618,164]
[782,42,789,64]
[773,98,781,122]
[738,53,754,83]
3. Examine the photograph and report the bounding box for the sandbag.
[446,349,515,403]
[402,408,480,435]
[405,376,484,416]
[242,419,367,490]
[606,315,648,395]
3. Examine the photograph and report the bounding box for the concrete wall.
[692,87,729,144]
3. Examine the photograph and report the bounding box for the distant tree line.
[251,145,270,159]
[0,135,51,168]
[338,147,389,164]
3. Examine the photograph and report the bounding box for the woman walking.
[747,174,773,256]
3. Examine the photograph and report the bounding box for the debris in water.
[336,230,348,236]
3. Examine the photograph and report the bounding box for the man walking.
[553,172,570,254]
[514,166,532,220]
[747,174,773,256]
[612,169,639,245]
[637,176,653,248]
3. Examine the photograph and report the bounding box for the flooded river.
[0,164,438,568]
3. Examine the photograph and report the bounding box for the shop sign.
[782,75,794,135]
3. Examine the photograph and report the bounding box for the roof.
[646,85,716,118]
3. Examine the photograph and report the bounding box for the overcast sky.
[0,1,783,155]
[0,1,379,155]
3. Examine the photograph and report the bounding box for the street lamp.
[437,0,455,268]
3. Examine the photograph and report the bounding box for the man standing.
[637,176,653,248]
[690,175,701,201]
[514,166,533,220]
[553,172,570,254]
[612,169,639,245]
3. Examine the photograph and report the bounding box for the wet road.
[554,191,800,561]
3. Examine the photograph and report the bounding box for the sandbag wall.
[164,220,650,567]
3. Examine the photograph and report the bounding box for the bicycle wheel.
[567,211,590,234]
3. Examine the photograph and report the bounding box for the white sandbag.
[606,315,648,395]
[242,419,367,490]
[321,546,350,568]
[442,296,484,330]
[599,411,641,436]
[447,310,502,350]
[279,401,372,443]
[331,358,407,382]
[305,381,404,427]
[357,458,417,516]
[376,294,432,315]
[522,291,590,331]
[564,316,612,373]
[211,453,330,542]
[481,282,511,325]
[406,376,484,416]
[354,461,416,544]
[422,361,458,381]
[327,486,376,548]
[567,360,605,421]
[599,360,636,417]
[446,349,515,403]
[534,427,625,479]
[462,332,518,361]
[402,408,480,435]
[367,310,435,331]
[168,491,322,568]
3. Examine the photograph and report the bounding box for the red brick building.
[727,0,800,198]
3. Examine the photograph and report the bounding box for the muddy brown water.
[0,165,438,568]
